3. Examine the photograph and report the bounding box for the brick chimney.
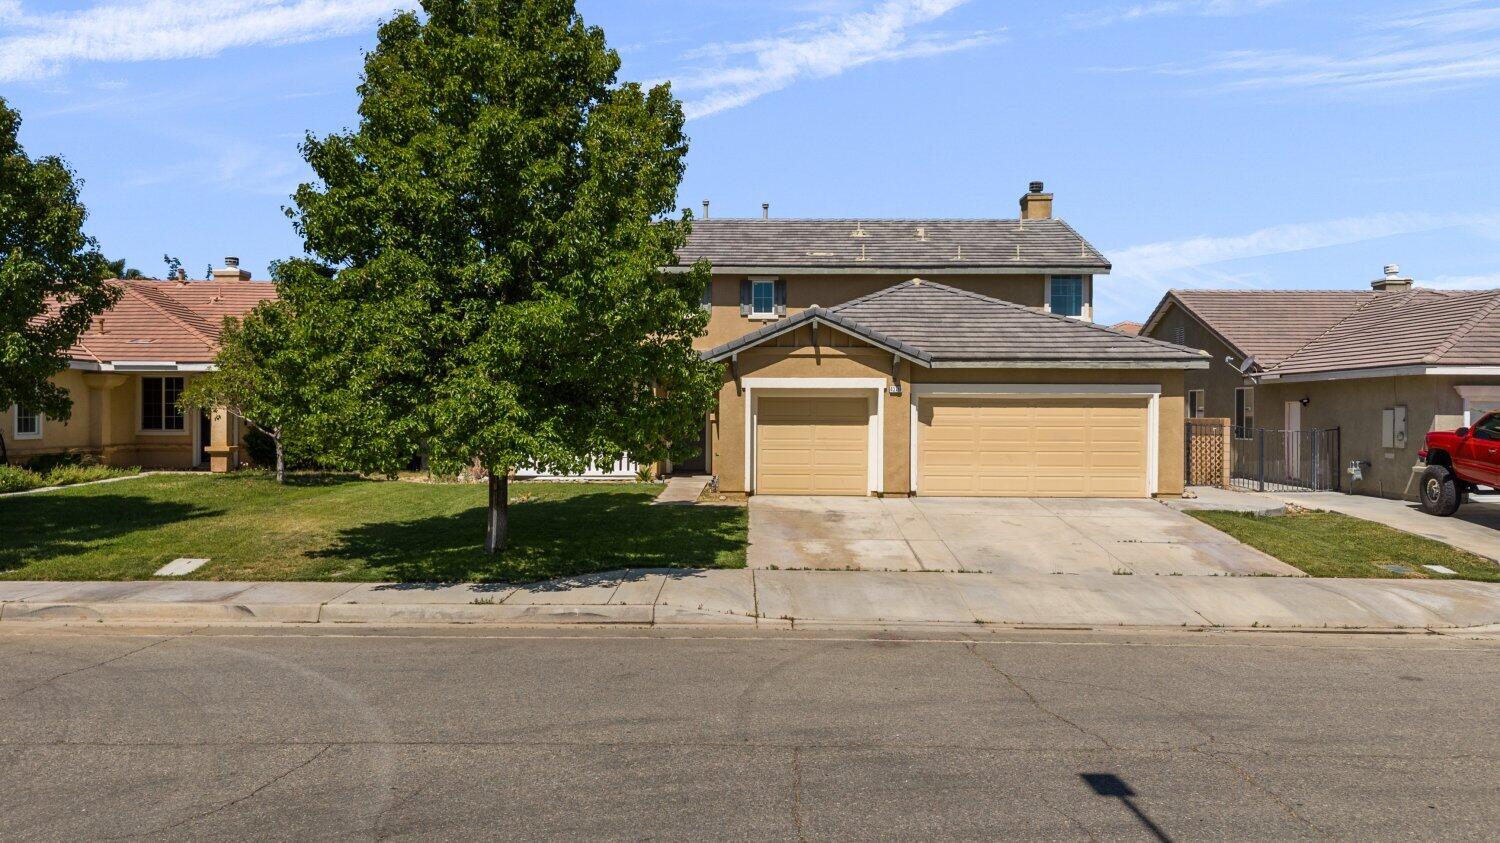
[1019,181,1052,220]
[211,256,251,281]
[1371,263,1412,293]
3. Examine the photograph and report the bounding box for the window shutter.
[739,279,752,316]
[773,278,787,316]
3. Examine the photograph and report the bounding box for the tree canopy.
[273,0,717,550]
[0,96,117,460]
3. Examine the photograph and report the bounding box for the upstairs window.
[13,406,41,439]
[142,376,185,431]
[1049,275,1084,317]
[751,279,776,316]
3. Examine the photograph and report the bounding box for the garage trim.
[909,383,1162,495]
[743,377,886,495]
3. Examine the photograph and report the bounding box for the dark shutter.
[773,278,787,316]
[739,279,752,316]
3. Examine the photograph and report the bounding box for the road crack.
[0,628,201,703]
[118,744,333,839]
[965,642,1116,750]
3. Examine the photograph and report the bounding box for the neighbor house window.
[13,406,42,439]
[141,376,185,431]
[751,279,776,316]
[1048,276,1084,317]
[1188,389,1205,419]
[1234,387,1254,439]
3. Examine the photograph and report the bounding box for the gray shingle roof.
[702,280,1206,367]
[676,218,1110,272]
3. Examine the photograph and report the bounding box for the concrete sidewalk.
[1,570,1496,631]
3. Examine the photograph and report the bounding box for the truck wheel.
[1419,465,1461,516]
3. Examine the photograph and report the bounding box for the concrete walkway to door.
[748,496,1303,576]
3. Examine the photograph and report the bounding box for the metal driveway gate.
[1230,427,1341,492]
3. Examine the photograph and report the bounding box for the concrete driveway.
[749,496,1303,576]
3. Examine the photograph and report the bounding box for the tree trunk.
[274,428,285,484]
[486,469,509,555]
[0,431,8,466]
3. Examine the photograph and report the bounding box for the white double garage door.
[748,380,1159,498]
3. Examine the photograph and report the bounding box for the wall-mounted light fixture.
[1299,396,1310,407]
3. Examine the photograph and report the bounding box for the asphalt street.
[0,624,1496,841]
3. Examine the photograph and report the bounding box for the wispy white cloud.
[1100,212,1500,313]
[673,0,1000,119]
[1126,3,1500,95]
[0,0,411,83]
[1077,0,1288,27]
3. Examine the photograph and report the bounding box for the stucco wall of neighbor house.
[1144,302,1245,421]
[2,371,199,469]
[708,324,1187,497]
[1251,374,1500,499]
[698,273,1057,350]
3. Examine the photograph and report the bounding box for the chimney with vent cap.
[762,202,770,220]
[701,200,710,220]
[1019,180,1052,220]
[211,256,251,282]
[1371,263,1413,293]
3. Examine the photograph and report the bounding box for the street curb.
[1,600,1493,633]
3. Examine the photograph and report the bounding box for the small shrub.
[0,465,44,493]
[43,465,138,486]
[243,427,277,467]
[22,451,99,474]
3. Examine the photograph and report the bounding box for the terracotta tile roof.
[1151,287,1500,377]
[68,278,277,365]
[1270,289,1500,375]
[703,279,1206,366]
[676,218,1110,272]
[1157,290,1379,367]
[1109,321,1142,335]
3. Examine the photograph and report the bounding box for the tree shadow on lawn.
[310,491,746,583]
[0,494,221,575]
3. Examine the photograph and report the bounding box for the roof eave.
[928,358,1209,370]
[663,264,1110,276]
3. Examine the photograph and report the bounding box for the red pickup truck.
[1417,412,1500,515]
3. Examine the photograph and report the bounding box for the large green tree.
[0,97,117,464]
[279,0,717,552]
[181,298,314,484]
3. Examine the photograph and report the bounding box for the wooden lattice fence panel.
[1185,418,1231,488]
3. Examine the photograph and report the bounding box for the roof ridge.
[122,282,217,349]
[1426,290,1500,364]
[1052,218,1108,265]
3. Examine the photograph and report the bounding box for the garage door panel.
[917,396,1150,498]
[757,396,869,496]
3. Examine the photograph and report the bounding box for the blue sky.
[4,0,1500,323]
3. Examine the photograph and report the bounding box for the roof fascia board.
[663,265,1109,276]
[1255,364,1500,383]
[68,360,215,372]
[929,359,1208,370]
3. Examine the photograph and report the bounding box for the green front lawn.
[1189,510,1500,582]
[0,473,746,583]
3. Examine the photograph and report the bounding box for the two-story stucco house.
[2,259,275,472]
[672,183,1207,498]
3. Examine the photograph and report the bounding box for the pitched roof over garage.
[702,279,1207,369]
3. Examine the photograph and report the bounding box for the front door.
[197,410,212,467]
[674,417,709,474]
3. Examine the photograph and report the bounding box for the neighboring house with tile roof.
[4,259,276,472]
[1109,321,1142,335]
[668,183,1209,498]
[1141,265,1500,498]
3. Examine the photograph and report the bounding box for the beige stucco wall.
[708,325,1187,497]
[1143,302,1245,420]
[698,273,1066,350]
[1252,374,1500,499]
[2,371,204,470]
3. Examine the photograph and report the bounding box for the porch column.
[207,406,237,472]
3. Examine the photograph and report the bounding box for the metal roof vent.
[1371,263,1413,293]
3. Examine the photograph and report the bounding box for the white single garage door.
[917,396,1149,497]
[756,395,870,495]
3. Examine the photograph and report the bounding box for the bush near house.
[0,461,138,494]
